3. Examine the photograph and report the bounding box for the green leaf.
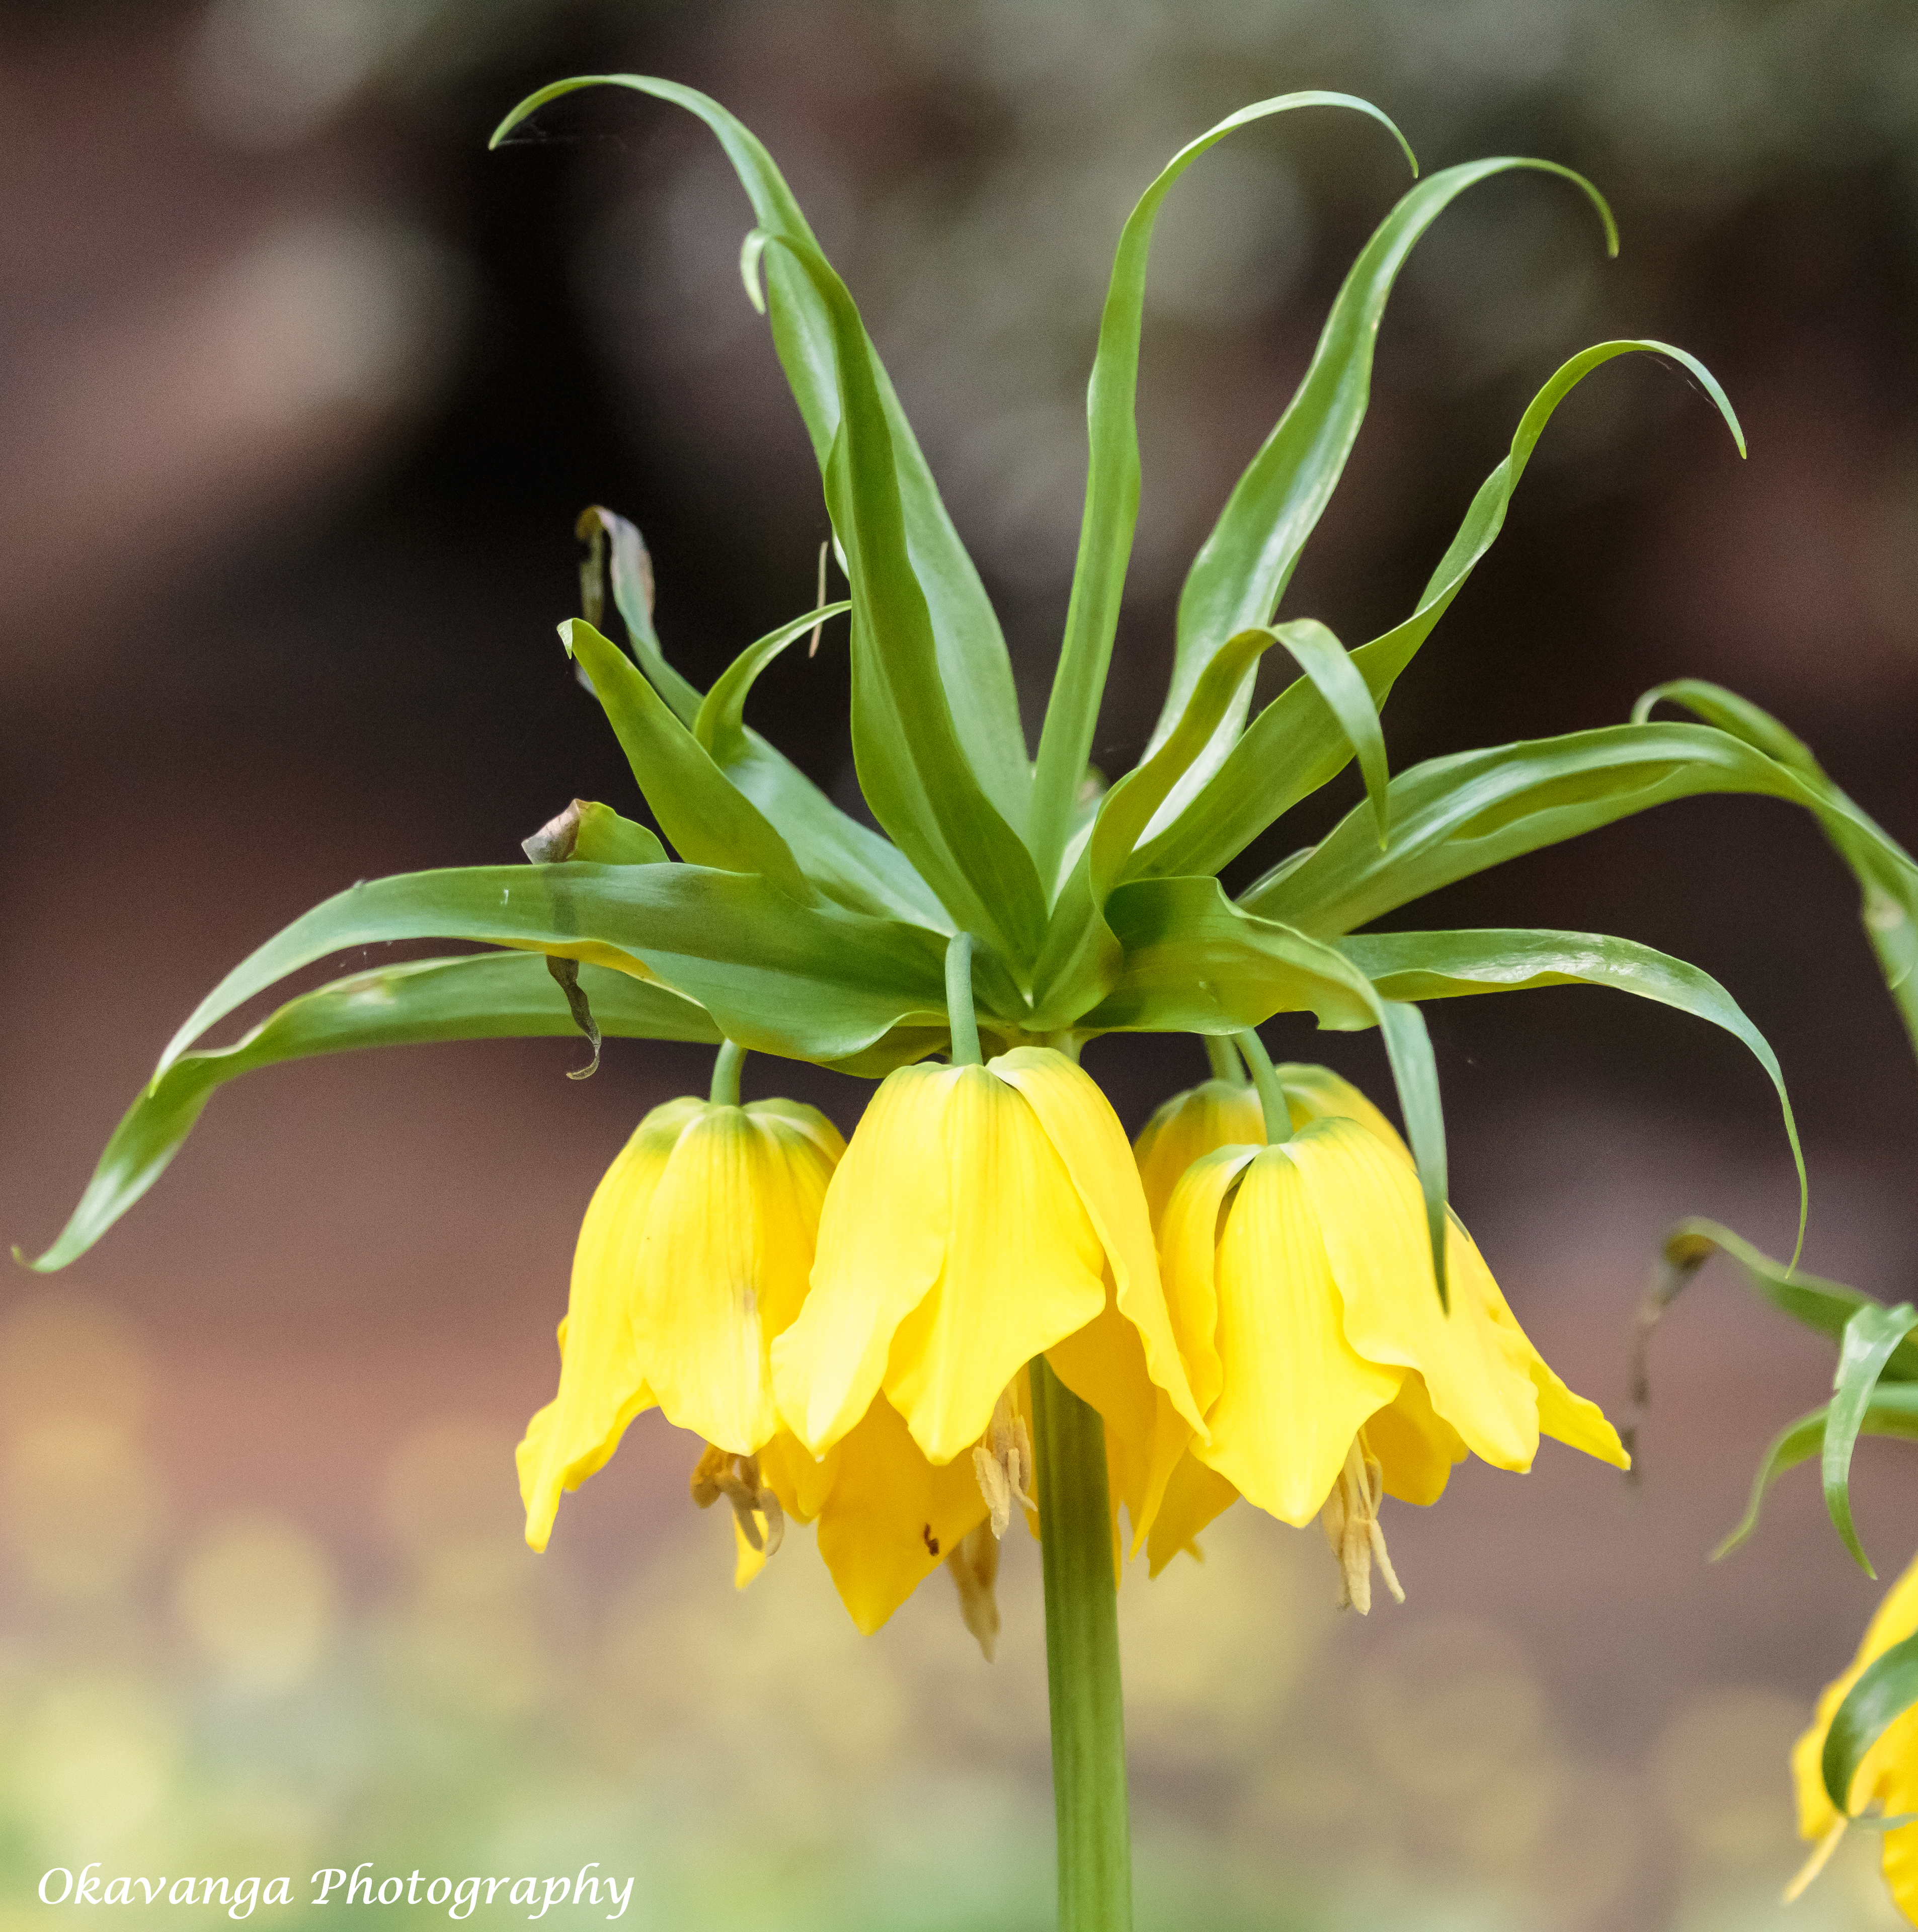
[154,862,952,1075]
[571,802,667,866]
[576,506,702,724]
[1377,1000,1449,1307]
[679,598,952,928]
[1341,926,1806,1258]
[1639,681,1918,1069]
[1826,1302,1918,1575]
[564,618,819,905]
[694,603,851,763]
[1245,720,1918,942]
[1077,876,1453,1296]
[21,953,721,1274]
[1138,166,1619,844]
[1714,1388,1918,1560]
[1027,90,1415,885]
[1650,1219,1918,1375]
[1136,341,1741,881]
[495,78,1032,835]
[755,229,1049,971]
[1824,1630,1918,1818]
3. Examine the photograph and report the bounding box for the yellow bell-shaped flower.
[771,1045,1203,1535]
[1145,1051,1627,1606]
[518,1080,844,1552]
[1788,1551,1918,1918]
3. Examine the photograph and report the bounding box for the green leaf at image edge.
[1826,1302,1918,1576]
[20,953,721,1274]
[1824,1630,1918,1819]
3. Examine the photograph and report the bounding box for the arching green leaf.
[1139,166,1620,844]
[577,506,701,723]
[1135,341,1742,880]
[1652,1219,1918,1374]
[495,78,1032,835]
[1714,1389,1918,1560]
[22,953,721,1274]
[754,229,1049,970]
[1827,1303,1918,1576]
[694,603,851,763]
[1028,90,1414,883]
[153,862,954,1078]
[1243,721,1917,942]
[565,618,819,906]
[1639,681,1918,1068]
[1341,926,1805,1258]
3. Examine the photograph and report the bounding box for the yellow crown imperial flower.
[771,1044,1204,1543]
[517,1051,845,1554]
[1788,1552,1918,1915]
[1143,1038,1627,1608]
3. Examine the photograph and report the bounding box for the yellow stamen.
[1318,1432,1404,1615]
[972,1388,1035,1540]
[946,1521,1001,1661]
[1782,1815,1848,1904]
[691,1444,785,1558]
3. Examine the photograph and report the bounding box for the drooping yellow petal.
[883,1062,1108,1464]
[1283,1118,1540,1472]
[1451,1218,1630,1470]
[813,1396,991,1634]
[1363,1372,1468,1505]
[1154,1143,1259,1422]
[755,1425,840,1523]
[1145,1450,1240,1578]
[1133,1077,1265,1234]
[633,1103,838,1455]
[772,1063,954,1459]
[1276,1062,1407,1151]
[516,1096,702,1551]
[993,1046,1207,1437]
[1047,1286,1191,1556]
[1196,1147,1404,1525]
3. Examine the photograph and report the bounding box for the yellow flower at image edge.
[1790,1553,1918,1921]
[1143,1065,1628,1609]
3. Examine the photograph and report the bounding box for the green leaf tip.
[1823,1630,1918,1819]
[488,74,618,151]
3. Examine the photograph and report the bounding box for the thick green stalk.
[1234,1028,1292,1143]
[1031,1357,1133,1932]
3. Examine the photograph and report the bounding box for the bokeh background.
[4,1,1918,1926]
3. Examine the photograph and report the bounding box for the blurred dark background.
[4,3,1917,1927]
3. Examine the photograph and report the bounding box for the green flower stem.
[1031,1356,1133,1932]
[1233,1028,1292,1143]
[1203,1032,1246,1084]
[709,1039,745,1106]
[945,932,983,1066]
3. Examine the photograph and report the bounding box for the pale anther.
[971,1388,1035,1540]
[1318,1432,1404,1615]
[690,1444,785,1559]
